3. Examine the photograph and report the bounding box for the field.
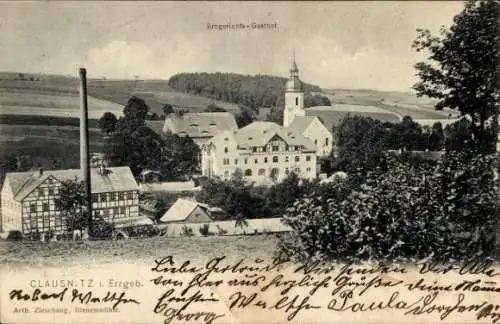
[0,235,281,269]
[0,124,105,171]
[323,88,459,120]
[0,72,240,119]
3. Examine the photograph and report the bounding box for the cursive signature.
[9,288,139,310]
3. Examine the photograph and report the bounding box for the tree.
[98,112,118,134]
[335,115,389,174]
[195,171,267,219]
[163,104,175,116]
[428,122,445,150]
[54,179,87,232]
[122,96,150,124]
[412,0,499,153]
[266,106,284,125]
[304,94,331,107]
[235,106,255,128]
[205,103,227,112]
[159,132,200,180]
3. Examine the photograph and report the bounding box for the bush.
[199,224,211,236]
[181,225,194,237]
[279,152,499,263]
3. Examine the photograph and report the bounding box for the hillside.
[0,72,239,120]
[323,88,460,120]
[168,72,323,111]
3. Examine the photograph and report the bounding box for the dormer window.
[190,123,199,127]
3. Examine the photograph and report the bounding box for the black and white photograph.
[0,1,498,323]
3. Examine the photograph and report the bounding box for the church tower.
[283,52,305,127]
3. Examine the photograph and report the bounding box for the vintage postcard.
[0,1,499,324]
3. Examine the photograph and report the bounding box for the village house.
[1,166,139,237]
[159,198,223,223]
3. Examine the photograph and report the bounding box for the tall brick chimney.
[79,68,92,232]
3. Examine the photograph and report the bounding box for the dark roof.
[4,167,138,202]
[164,112,238,138]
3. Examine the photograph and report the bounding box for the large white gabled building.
[201,121,317,183]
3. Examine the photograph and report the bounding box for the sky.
[0,1,464,92]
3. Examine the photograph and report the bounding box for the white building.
[1,166,139,237]
[283,56,333,158]
[201,121,317,183]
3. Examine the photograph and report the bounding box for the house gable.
[185,206,212,223]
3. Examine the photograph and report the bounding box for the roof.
[288,116,317,133]
[4,166,138,202]
[159,198,210,222]
[305,104,401,130]
[164,112,238,138]
[145,120,165,135]
[211,121,316,151]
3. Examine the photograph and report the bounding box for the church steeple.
[284,51,305,127]
[286,50,302,92]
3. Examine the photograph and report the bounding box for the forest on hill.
[167,72,329,111]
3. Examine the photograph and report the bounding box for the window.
[127,192,134,200]
[113,208,119,215]
[295,156,300,162]
[258,169,265,176]
[294,168,301,174]
[234,159,238,165]
[306,167,311,172]
[244,169,252,176]
[273,156,278,163]
[326,138,329,146]
[30,204,36,213]
[262,147,267,152]
[48,188,54,196]
[224,171,229,178]
[101,193,107,202]
[295,97,298,106]
[223,158,230,165]
[252,147,257,153]
[306,155,311,161]
[118,192,124,200]
[285,168,289,175]
[314,139,318,145]
[224,147,228,153]
[285,156,289,163]
[38,188,44,197]
[272,145,279,152]
[42,203,49,212]
[254,158,258,164]
[109,193,116,201]
[244,159,248,164]
[264,157,268,163]
[47,178,53,184]
[92,195,98,203]
[120,207,126,214]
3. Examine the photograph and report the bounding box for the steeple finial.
[290,48,298,72]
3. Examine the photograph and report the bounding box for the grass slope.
[0,72,240,119]
[0,124,105,172]
[323,89,460,120]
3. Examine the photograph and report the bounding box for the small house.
[159,199,214,224]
